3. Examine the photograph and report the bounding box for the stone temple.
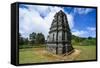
[47,10,74,55]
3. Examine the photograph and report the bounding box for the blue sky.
[19,4,96,39]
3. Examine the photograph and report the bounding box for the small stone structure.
[47,10,74,55]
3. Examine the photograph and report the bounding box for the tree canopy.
[29,32,45,44]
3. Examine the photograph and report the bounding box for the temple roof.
[54,10,65,17]
[49,10,70,33]
[57,10,65,14]
[52,10,68,26]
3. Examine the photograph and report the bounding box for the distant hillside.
[72,35,96,46]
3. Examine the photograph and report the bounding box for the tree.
[19,33,24,45]
[23,38,29,45]
[36,33,45,44]
[29,32,36,44]
[88,36,92,39]
[29,32,45,44]
[19,33,29,45]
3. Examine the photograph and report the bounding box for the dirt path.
[33,48,81,62]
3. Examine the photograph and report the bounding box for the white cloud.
[74,8,94,14]
[26,5,51,18]
[72,30,88,37]
[19,7,49,39]
[72,28,96,38]
[66,13,74,29]
[87,27,96,31]
[19,5,74,39]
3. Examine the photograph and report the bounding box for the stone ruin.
[47,10,74,55]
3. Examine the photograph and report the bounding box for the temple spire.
[47,10,74,55]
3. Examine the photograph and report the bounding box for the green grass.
[73,45,96,61]
[19,47,48,64]
[19,44,45,49]
[19,45,96,64]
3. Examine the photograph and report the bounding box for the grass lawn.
[73,45,96,61]
[19,45,96,64]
